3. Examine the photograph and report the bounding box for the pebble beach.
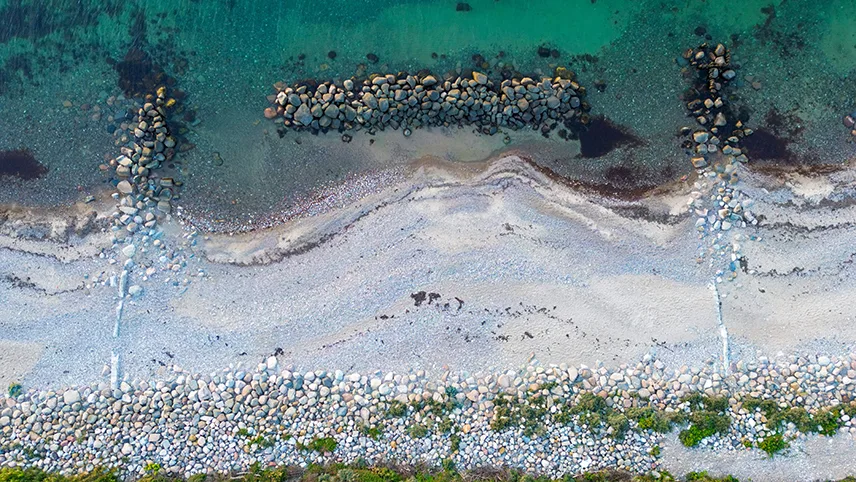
[3,0,856,481]
[4,353,856,481]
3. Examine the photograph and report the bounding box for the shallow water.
[2,0,855,216]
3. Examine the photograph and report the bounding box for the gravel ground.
[662,431,856,481]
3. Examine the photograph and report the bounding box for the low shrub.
[678,411,730,448]
[360,425,383,440]
[757,433,788,457]
[7,382,22,398]
[677,395,731,448]
[449,434,461,452]
[685,472,739,482]
[743,397,842,436]
[407,424,429,439]
[386,401,408,418]
[305,437,337,453]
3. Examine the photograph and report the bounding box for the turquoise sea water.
[1,0,856,219]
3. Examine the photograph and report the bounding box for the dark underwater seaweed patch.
[0,149,48,180]
[753,4,807,57]
[578,117,643,159]
[741,128,790,162]
[110,47,173,98]
[742,108,805,165]
[764,107,804,139]
[0,0,110,44]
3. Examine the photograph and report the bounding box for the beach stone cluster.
[844,110,856,138]
[98,86,203,375]
[679,44,758,281]
[2,353,856,478]
[264,69,589,136]
[110,87,179,221]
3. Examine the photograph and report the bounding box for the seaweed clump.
[109,47,170,98]
[578,117,642,159]
[0,149,47,180]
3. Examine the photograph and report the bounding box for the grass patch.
[144,463,162,476]
[757,433,789,457]
[437,417,454,434]
[247,435,274,450]
[415,398,460,418]
[407,424,429,439]
[606,413,630,440]
[302,437,337,453]
[449,434,461,452]
[556,394,683,440]
[361,425,383,440]
[678,395,731,448]
[814,408,842,436]
[685,472,739,482]
[678,412,730,448]
[556,393,608,431]
[540,381,558,391]
[743,397,844,436]
[386,401,408,418]
[489,393,549,437]
[626,407,685,434]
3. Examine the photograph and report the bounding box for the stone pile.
[110,86,179,221]
[264,70,590,136]
[105,87,197,296]
[679,43,758,281]
[2,353,856,478]
[844,111,856,138]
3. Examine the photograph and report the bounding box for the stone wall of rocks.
[111,87,179,219]
[100,88,200,395]
[679,43,757,282]
[2,354,856,478]
[681,43,751,175]
[264,70,590,136]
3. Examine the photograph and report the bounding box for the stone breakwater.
[110,86,180,220]
[98,87,202,389]
[264,69,590,137]
[677,43,757,283]
[680,43,755,233]
[102,85,202,296]
[3,354,856,478]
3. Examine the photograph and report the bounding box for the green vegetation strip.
[8,464,856,482]
[740,397,856,456]
[489,388,731,447]
[482,383,856,453]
